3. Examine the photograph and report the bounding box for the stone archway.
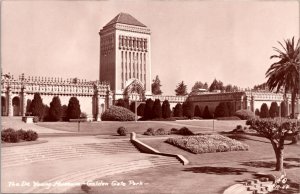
[1,96,7,116]
[124,78,145,101]
[12,96,21,116]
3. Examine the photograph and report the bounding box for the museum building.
[1,13,298,119]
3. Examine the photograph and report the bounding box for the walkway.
[1,136,181,193]
[1,117,72,134]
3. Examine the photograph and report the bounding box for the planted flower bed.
[166,134,249,154]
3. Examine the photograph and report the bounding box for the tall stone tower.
[99,13,152,100]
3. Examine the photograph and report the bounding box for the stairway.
[2,141,140,168]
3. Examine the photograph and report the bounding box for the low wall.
[130,132,189,165]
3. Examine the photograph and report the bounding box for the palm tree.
[266,37,300,118]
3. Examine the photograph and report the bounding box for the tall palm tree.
[266,37,300,118]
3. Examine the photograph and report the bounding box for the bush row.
[143,127,194,136]
[1,128,38,143]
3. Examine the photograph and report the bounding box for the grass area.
[37,120,246,135]
[142,134,300,166]
[165,134,249,154]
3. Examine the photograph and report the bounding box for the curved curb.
[130,132,189,165]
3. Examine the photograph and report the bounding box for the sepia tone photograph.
[1,0,300,193]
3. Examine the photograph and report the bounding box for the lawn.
[37,120,246,135]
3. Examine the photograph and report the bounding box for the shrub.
[137,103,145,116]
[24,130,38,141]
[182,101,194,119]
[152,99,162,119]
[226,102,235,116]
[173,103,183,117]
[194,105,201,117]
[166,134,249,154]
[214,102,229,118]
[155,128,168,135]
[202,106,212,119]
[144,128,155,136]
[101,106,135,121]
[16,129,27,140]
[1,128,38,142]
[49,96,62,121]
[143,99,154,120]
[117,127,128,136]
[1,128,19,143]
[255,108,260,116]
[67,97,81,120]
[269,102,279,118]
[162,100,171,119]
[217,116,241,120]
[33,116,39,123]
[29,93,44,121]
[234,109,255,120]
[170,128,178,134]
[260,103,270,118]
[143,128,169,136]
[176,127,194,136]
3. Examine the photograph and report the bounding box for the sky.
[1,0,299,95]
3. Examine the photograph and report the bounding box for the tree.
[260,103,270,118]
[173,103,183,117]
[152,99,162,119]
[202,106,212,119]
[225,84,233,92]
[280,101,288,118]
[67,97,81,120]
[194,105,201,117]
[152,75,162,95]
[115,99,130,109]
[162,100,171,119]
[143,98,154,120]
[266,37,300,118]
[61,105,68,121]
[246,118,299,171]
[209,79,224,92]
[191,81,204,92]
[137,103,145,117]
[203,82,209,90]
[175,81,188,96]
[255,108,260,117]
[43,104,50,121]
[214,102,229,118]
[226,102,235,116]
[48,96,62,121]
[182,101,193,119]
[29,93,44,120]
[269,102,279,118]
[130,102,135,113]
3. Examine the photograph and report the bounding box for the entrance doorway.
[12,97,21,116]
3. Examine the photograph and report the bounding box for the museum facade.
[1,13,298,119]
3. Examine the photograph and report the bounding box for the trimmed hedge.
[216,116,241,120]
[101,106,135,121]
[117,127,128,136]
[176,127,194,136]
[234,110,256,120]
[166,134,249,154]
[1,128,38,143]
